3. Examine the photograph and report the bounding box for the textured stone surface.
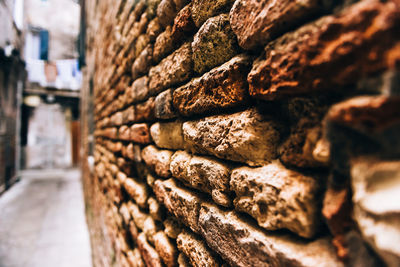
[248,0,400,100]
[135,97,155,122]
[154,231,178,267]
[171,4,196,41]
[322,186,352,260]
[192,14,239,74]
[176,229,220,267]
[164,216,182,239]
[183,108,281,166]
[129,76,149,104]
[279,97,331,168]
[199,203,343,267]
[137,233,163,267]
[191,0,233,28]
[127,248,145,267]
[154,178,202,233]
[149,43,193,95]
[128,202,148,230]
[122,106,135,124]
[123,178,149,209]
[351,159,400,267]
[143,216,160,244]
[230,0,329,50]
[132,44,153,80]
[157,0,177,28]
[170,150,231,207]
[230,161,321,238]
[177,253,190,267]
[150,122,185,150]
[147,17,163,42]
[141,145,173,178]
[153,26,174,63]
[173,54,251,116]
[148,196,164,221]
[155,89,177,119]
[130,123,151,144]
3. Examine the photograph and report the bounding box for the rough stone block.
[130,123,151,144]
[173,54,251,116]
[129,220,139,242]
[127,248,145,267]
[148,196,165,221]
[183,108,281,166]
[153,178,202,233]
[141,145,173,178]
[124,177,149,208]
[128,202,147,230]
[134,34,150,58]
[135,97,156,122]
[164,216,182,239]
[155,89,177,119]
[192,14,239,74]
[118,125,131,141]
[351,158,400,267]
[157,0,177,28]
[171,4,196,41]
[137,233,163,267]
[119,203,131,226]
[143,216,160,245]
[146,17,163,42]
[154,231,178,267]
[132,44,153,80]
[129,76,149,104]
[229,0,331,50]
[248,1,400,100]
[122,106,135,124]
[191,0,233,28]
[170,150,231,207]
[153,26,175,63]
[149,43,193,95]
[150,122,185,150]
[230,161,321,238]
[200,203,343,267]
[176,229,221,267]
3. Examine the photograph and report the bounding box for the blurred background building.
[0,0,82,192]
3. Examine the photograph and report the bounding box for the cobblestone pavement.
[0,169,92,267]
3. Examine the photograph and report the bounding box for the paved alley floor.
[0,169,92,267]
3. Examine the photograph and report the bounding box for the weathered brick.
[248,0,400,100]
[132,44,153,80]
[154,231,178,267]
[141,145,173,178]
[164,216,182,239]
[192,14,239,74]
[129,76,149,105]
[130,123,151,144]
[157,0,177,28]
[171,4,196,41]
[148,196,165,221]
[135,97,155,122]
[149,43,193,95]
[128,202,147,230]
[191,0,234,28]
[154,89,177,119]
[124,177,149,208]
[230,161,321,238]
[143,216,160,244]
[229,0,331,50]
[127,248,145,267]
[122,106,135,124]
[153,178,202,233]
[111,112,123,126]
[137,233,163,267]
[183,108,281,166]
[199,203,343,267]
[153,26,175,63]
[134,34,150,58]
[173,54,251,116]
[170,150,231,207]
[176,229,221,267]
[119,203,131,225]
[150,122,185,150]
[118,125,130,141]
[147,18,163,42]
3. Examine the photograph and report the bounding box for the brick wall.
[81,0,400,266]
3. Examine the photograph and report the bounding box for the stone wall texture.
[81,0,400,266]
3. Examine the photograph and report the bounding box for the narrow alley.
[0,169,92,267]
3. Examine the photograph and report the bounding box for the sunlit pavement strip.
[0,169,92,267]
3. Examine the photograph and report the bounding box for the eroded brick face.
[83,0,400,266]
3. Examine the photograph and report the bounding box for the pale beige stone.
[230,161,321,238]
[150,122,185,150]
